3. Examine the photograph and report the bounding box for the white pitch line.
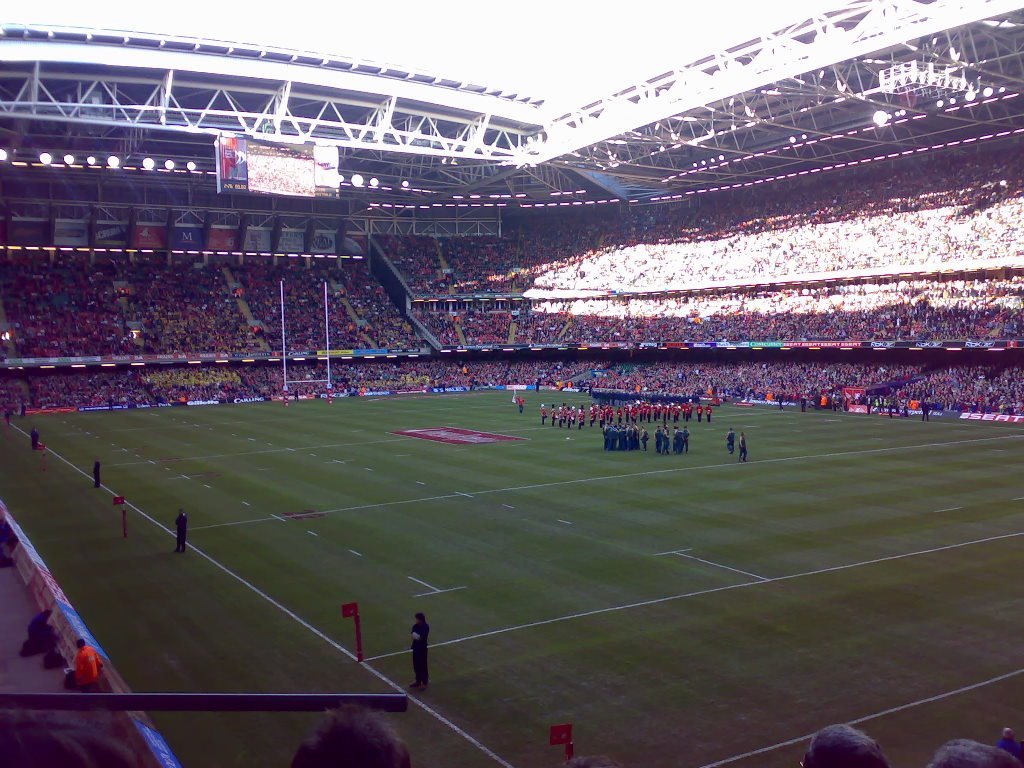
[415,586,467,598]
[189,516,279,531]
[1014,497,1024,501]
[364,467,374,472]
[307,531,318,537]
[363,528,1024,661]
[503,504,515,509]
[408,575,442,593]
[416,481,426,485]
[203,484,212,489]
[673,552,768,581]
[270,514,287,523]
[241,501,250,507]
[696,666,1024,768]
[348,549,362,557]
[934,506,964,513]
[556,519,573,526]
[654,548,693,556]
[455,491,474,498]
[16,425,514,768]
[248,438,255,441]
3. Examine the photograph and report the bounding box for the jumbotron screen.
[216,135,340,198]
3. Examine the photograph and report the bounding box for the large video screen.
[216,135,340,198]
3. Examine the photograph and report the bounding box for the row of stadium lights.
[662,89,1016,183]
[0,151,431,194]
[650,124,1024,202]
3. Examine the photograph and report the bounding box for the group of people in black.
[601,420,749,461]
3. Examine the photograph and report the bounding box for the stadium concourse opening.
[5,3,1024,764]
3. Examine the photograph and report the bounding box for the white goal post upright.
[324,280,333,398]
[280,279,288,396]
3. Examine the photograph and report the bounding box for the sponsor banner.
[505,384,537,391]
[231,396,265,404]
[170,226,205,251]
[786,341,855,348]
[848,404,870,414]
[54,220,89,247]
[243,228,272,252]
[95,221,128,247]
[206,227,239,251]
[9,219,49,246]
[131,224,168,250]
[360,390,394,397]
[185,399,220,407]
[429,386,468,394]
[959,412,1024,423]
[317,350,356,357]
[132,720,184,768]
[740,398,800,407]
[311,229,336,254]
[356,349,389,356]
[277,229,305,253]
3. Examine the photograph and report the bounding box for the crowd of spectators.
[531,277,1024,342]
[238,260,420,353]
[376,235,448,293]
[382,148,1024,297]
[415,309,514,345]
[0,254,134,358]
[8,358,1024,415]
[128,259,254,354]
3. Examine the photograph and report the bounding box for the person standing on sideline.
[738,432,748,462]
[93,460,101,489]
[726,428,736,455]
[409,612,430,690]
[73,638,103,692]
[30,427,39,451]
[174,509,188,553]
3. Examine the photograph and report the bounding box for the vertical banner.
[206,227,239,251]
[131,224,168,250]
[216,135,248,193]
[171,226,205,251]
[53,220,90,247]
[243,228,271,252]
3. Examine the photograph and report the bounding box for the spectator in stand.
[996,728,1022,762]
[291,706,411,768]
[801,724,890,768]
[928,739,1021,768]
[0,710,144,768]
[73,638,103,693]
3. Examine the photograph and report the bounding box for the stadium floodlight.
[63,154,75,165]
[142,157,155,170]
[936,99,944,107]
[369,177,379,188]
[983,86,994,97]
[0,149,7,162]
[86,156,97,165]
[872,110,890,126]
[39,152,52,165]
[107,155,120,168]
[164,159,175,170]
[351,174,365,187]
[401,180,410,188]
[788,136,796,143]
[965,89,976,101]
[186,161,197,171]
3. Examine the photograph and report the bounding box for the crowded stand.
[127,259,255,354]
[376,235,448,294]
[337,260,420,349]
[0,254,134,358]
[7,358,1024,415]
[414,309,514,345]
[533,277,1024,342]
[380,149,1024,297]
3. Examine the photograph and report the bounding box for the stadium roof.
[2,0,1024,213]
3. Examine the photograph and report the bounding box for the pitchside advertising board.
[216,134,341,199]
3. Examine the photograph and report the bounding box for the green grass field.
[3,391,1024,768]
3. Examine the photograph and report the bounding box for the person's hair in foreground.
[927,739,1021,768]
[291,705,411,768]
[802,724,890,768]
[0,710,142,768]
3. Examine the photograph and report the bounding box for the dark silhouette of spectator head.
[291,706,411,768]
[802,725,890,768]
[0,710,142,768]
[928,739,1021,768]
[565,757,624,767]
[75,638,86,649]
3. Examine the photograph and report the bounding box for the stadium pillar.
[304,220,316,255]
[126,207,138,261]
[202,210,213,266]
[237,214,249,265]
[271,216,283,257]
[335,219,347,257]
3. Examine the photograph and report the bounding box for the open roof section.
[2,1,1024,204]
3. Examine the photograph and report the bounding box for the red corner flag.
[550,724,574,761]
[112,496,126,506]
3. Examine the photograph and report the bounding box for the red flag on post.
[549,724,574,762]
[112,496,126,506]
[341,602,363,662]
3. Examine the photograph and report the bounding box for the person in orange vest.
[74,638,103,692]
